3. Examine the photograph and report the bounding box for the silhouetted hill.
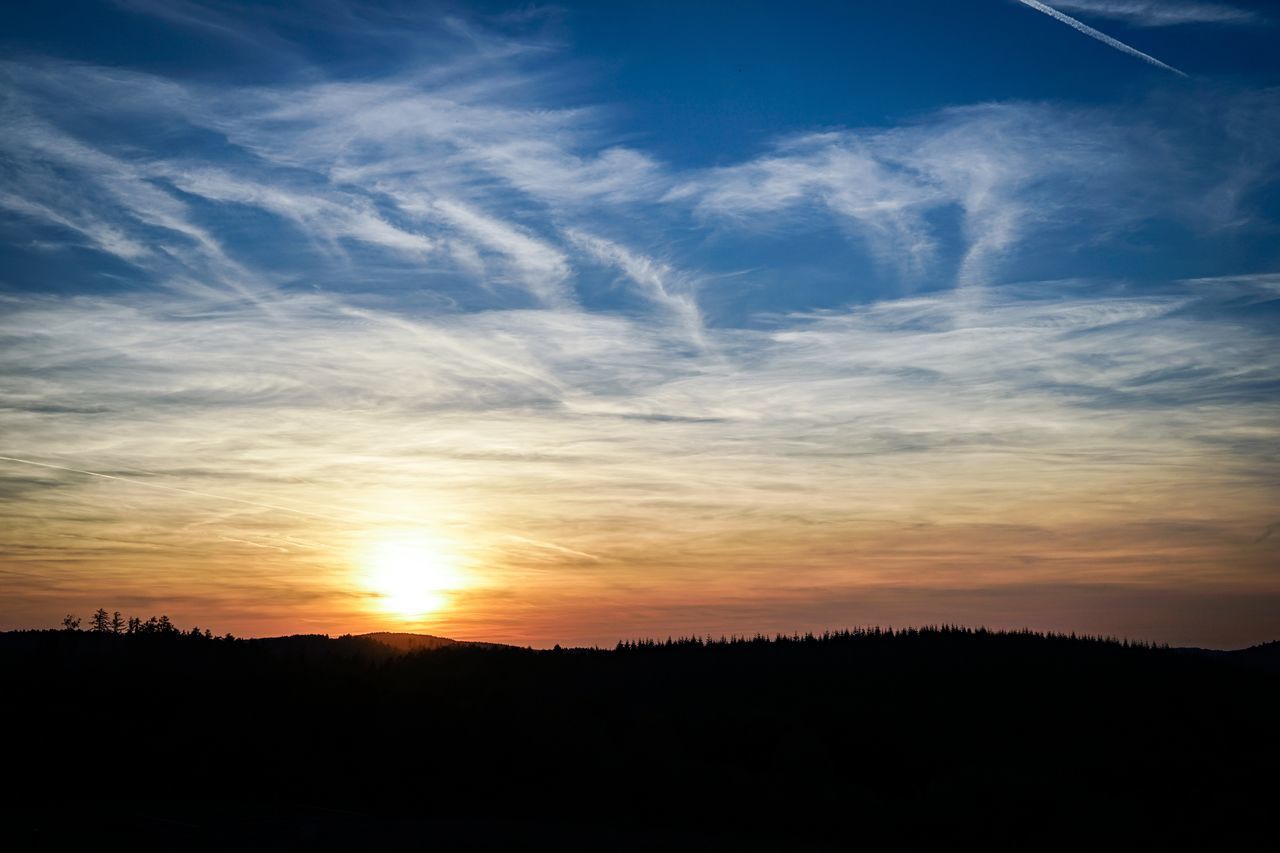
[356,631,512,652]
[1231,639,1280,671]
[357,630,459,651]
[1175,639,1280,673]
[3,626,1276,851]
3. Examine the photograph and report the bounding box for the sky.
[1,0,1278,648]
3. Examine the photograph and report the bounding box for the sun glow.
[361,534,464,619]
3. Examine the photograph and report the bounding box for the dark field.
[5,627,1277,850]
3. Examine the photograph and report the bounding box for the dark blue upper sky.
[3,0,1280,318]
[2,0,1279,321]
[7,2,1280,147]
[560,0,1280,164]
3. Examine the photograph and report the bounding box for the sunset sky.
[2,0,1278,647]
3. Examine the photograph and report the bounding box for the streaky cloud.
[565,229,707,348]
[0,454,358,524]
[1051,0,1263,27]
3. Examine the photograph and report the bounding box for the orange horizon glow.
[3,458,1277,649]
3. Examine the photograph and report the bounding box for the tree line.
[60,608,231,640]
[6,611,1274,848]
[613,624,1168,651]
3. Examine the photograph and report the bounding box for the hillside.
[3,626,1277,850]
[1175,639,1280,673]
[357,631,460,651]
[356,631,512,652]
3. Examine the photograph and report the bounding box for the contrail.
[1014,0,1189,77]
[503,534,601,562]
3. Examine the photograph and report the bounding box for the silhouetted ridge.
[355,631,512,652]
[1174,638,1280,672]
[3,622,1275,850]
[358,631,458,651]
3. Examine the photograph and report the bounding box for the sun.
[361,534,463,619]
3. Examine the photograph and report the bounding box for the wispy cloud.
[1050,0,1264,27]
[417,198,573,306]
[166,168,437,258]
[1014,0,1190,75]
[565,230,707,347]
[670,99,1273,290]
[4,45,1271,308]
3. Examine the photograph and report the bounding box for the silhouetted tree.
[110,611,124,634]
[89,609,111,633]
[126,616,142,634]
[60,614,80,632]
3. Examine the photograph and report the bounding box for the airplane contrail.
[503,534,601,562]
[1014,0,1189,77]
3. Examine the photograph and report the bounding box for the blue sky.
[1,1,1278,645]
[4,1,1280,315]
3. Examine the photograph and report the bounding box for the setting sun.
[361,535,464,619]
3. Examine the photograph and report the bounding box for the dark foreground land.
[5,626,1278,850]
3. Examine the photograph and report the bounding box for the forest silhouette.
[5,616,1277,850]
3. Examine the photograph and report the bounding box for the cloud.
[672,103,1185,290]
[565,230,706,347]
[1049,0,1264,27]
[0,76,270,303]
[671,132,942,278]
[413,198,573,306]
[166,169,437,258]
[4,46,1274,307]
[673,88,1280,295]
[0,191,152,261]
[0,44,668,309]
